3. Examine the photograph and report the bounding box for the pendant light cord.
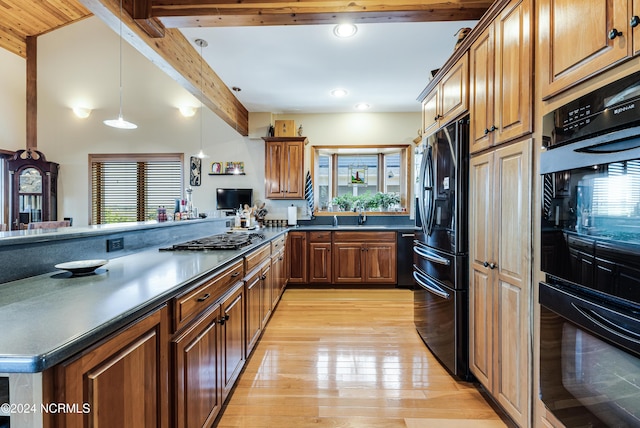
[118,0,124,118]
[200,41,203,153]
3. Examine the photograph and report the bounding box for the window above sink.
[311,145,410,214]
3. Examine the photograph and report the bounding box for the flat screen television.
[216,188,253,210]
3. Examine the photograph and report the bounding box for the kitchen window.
[312,146,409,212]
[90,153,183,224]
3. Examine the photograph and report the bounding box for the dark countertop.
[0,224,416,373]
[0,228,286,373]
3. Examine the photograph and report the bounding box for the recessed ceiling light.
[330,88,348,97]
[355,103,370,110]
[333,24,358,38]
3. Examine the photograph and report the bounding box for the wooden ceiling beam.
[149,0,492,28]
[77,0,249,135]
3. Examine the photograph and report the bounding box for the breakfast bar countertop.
[0,228,287,373]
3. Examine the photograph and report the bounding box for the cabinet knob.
[608,28,623,39]
[261,274,267,280]
[489,125,496,132]
[631,16,640,28]
[483,261,489,267]
[489,263,497,270]
[484,128,490,135]
[218,314,230,325]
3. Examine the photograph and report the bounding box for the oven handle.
[540,281,640,353]
[413,268,450,300]
[571,303,640,344]
[413,245,451,266]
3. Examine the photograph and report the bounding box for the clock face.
[190,157,201,186]
[19,167,43,193]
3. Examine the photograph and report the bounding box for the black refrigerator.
[413,116,472,380]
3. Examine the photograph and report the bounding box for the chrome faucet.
[333,215,338,227]
[358,208,367,225]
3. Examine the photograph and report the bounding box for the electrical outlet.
[107,238,124,252]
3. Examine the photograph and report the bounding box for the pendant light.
[104,0,137,129]
[194,38,209,159]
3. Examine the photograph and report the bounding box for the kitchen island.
[0,221,288,428]
[0,220,417,427]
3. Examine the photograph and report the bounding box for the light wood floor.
[217,288,510,427]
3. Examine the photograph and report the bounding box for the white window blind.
[90,154,183,224]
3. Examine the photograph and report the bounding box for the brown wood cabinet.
[634,0,640,56]
[332,232,397,284]
[287,231,308,283]
[469,0,532,154]
[260,260,272,329]
[244,244,273,357]
[469,139,532,427]
[49,306,169,428]
[538,0,634,99]
[308,231,332,284]
[244,266,263,355]
[421,53,469,136]
[271,247,286,306]
[264,137,306,199]
[172,304,223,428]
[220,282,245,400]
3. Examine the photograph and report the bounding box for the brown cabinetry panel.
[173,305,222,428]
[364,243,397,283]
[264,137,306,199]
[173,260,243,332]
[333,243,364,283]
[51,306,169,428]
[469,140,531,426]
[470,0,532,153]
[332,234,397,285]
[271,248,286,306]
[244,267,263,355]
[288,231,308,283]
[309,242,332,283]
[539,0,630,98]
[421,53,469,137]
[220,282,245,400]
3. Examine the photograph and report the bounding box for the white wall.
[0,49,26,151]
[2,16,420,226]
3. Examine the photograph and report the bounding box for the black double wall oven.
[414,116,472,380]
[539,70,640,427]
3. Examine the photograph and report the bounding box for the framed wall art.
[211,162,222,174]
[189,156,202,186]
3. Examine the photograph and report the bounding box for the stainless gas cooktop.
[160,233,265,251]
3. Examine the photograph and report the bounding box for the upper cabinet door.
[422,89,439,136]
[265,141,284,198]
[493,0,532,145]
[469,0,532,154]
[439,53,469,124]
[633,0,640,56]
[469,27,495,153]
[284,141,304,199]
[539,0,630,99]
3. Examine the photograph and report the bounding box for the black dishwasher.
[397,230,416,288]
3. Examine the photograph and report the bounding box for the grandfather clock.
[7,149,59,230]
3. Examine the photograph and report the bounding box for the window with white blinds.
[90,154,183,224]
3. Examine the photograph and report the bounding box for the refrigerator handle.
[413,268,450,299]
[426,147,437,234]
[413,245,451,265]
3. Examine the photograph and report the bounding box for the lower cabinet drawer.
[173,260,243,331]
[245,243,271,273]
